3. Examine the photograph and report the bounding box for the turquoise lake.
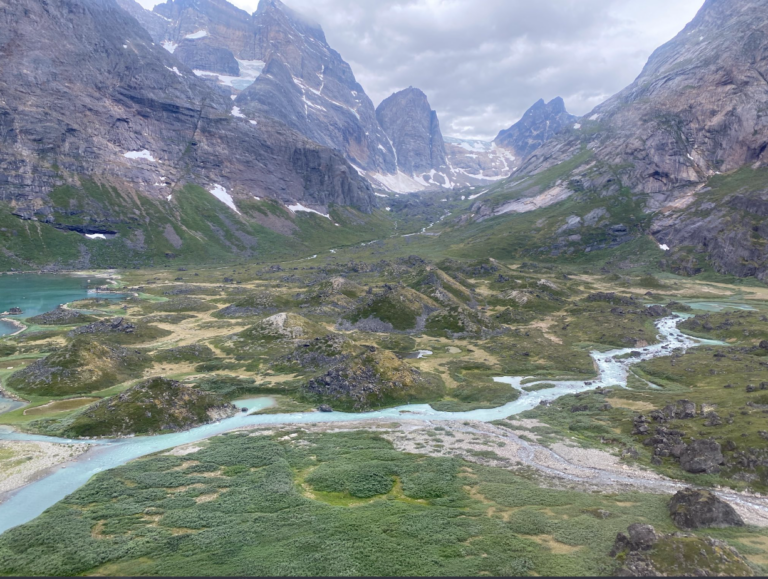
[0,274,124,336]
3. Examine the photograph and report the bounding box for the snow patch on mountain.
[184,30,208,40]
[288,203,331,219]
[124,150,156,162]
[209,185,241,215]
[369,171,428,194]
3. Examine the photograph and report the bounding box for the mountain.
[443,138,517,183]
[375,87,453,190]
[143,0,399,183]
[126,0,515,193]
[0,0,380,270]
[456,0,768,281]
[116,0,172,41]
[494,97,577,160]
[440,98,576,187]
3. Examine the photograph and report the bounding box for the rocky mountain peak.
[376,87,448,175]
[232,0,397,177]
[493,96,576,160]
[255,0,327,43]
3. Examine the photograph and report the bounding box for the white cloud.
[136,0,704,139]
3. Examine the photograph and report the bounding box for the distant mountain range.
[116,0,574,193]
[3,0,764,282]
[452,0,768,281]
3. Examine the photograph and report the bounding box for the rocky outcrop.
[26,307,97,326]
[669,488,745,530]
[610,524,755,577]
[302,347,444,411]
[277,334,350,372]
[494,97,576,160]
[610,523,659,556]
[69,317,137,337]
[679,440,725,474]
[63,376,238,437]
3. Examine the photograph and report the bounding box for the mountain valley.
[2,0,768,576]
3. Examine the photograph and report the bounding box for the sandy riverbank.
[0,440,90,499]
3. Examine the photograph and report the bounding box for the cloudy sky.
[139,0,704,140]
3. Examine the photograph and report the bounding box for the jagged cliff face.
[236,0,397,176]
[0,0,377,268]
[0,0,372,212]
[494,97,576,161]
[144,0,398,179]
[131,0,514,192]
[116,0,172,42]
[519,0,768,203]
[470,0,768,281]
[375,88,451,186]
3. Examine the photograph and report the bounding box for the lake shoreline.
[0,439,92,503]
[0,318,26,337]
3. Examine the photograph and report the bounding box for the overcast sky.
[138,0,704,140]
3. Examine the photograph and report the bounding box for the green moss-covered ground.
[0,430,765,577]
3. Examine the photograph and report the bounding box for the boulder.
[679,439,724,474]
[318,404,333,413]
[669,488,744,530]
[627,523,658,550]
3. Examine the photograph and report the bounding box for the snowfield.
[288,203,331,219]
[209,185,241,215]
[124,150,156,162]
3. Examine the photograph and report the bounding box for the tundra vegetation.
[1,251,768,575]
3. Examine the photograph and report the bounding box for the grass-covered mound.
[680,311,768,344]
[62,377,237,438]
[302,347,445,411]
[0,343,17,357]
[215,313,331,372]
[192,375,265,400]
[272,334,355,374]
[213,293,279,319]
[67,317,172,345]
[432,363,520,412]
[238,313,328,344]
[344,286,438,332]
[411,268,474,307]
[220,313,329,360]
[140,313,197,325]
[148,297,216,313]
[153,344,215,364]
[424,305,499,338]
[294,277,366,310]
[26,307,97,326]
[6,338,151,396]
